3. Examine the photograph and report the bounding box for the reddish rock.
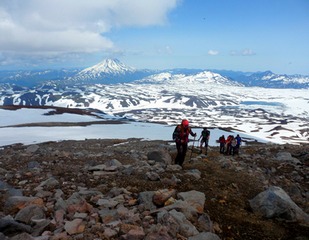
[67,201,93,214]
[4,196,44,214]
[153,189,176,207]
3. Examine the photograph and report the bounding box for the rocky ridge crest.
[0,139,308,240]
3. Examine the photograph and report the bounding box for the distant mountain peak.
[67,58,137,83]
[79,58,135,75]
[137,70,243,87]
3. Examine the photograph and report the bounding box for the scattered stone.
[0,139,308,239]
[153,189,176,207]
[64,219,85,235]
[35,177,59,191]
[146,171,160,181]
[138,191,156,211]
[188,232,221,240]
[178,190,206,214]
[27,161,41,169]
[26,144,39,153]
[0,219,32,236]
[14,205,45,224]
[4,196,44,215]
[159,209,199,237]
[185,169,202,179]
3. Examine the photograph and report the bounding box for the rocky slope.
[0,139,308,240]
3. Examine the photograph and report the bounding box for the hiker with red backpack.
[225,135,233,155]
[172,119,197,166]
[218,135,226,153]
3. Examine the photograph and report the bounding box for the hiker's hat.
[182,119,189,127]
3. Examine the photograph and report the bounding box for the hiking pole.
[189,136,196,162]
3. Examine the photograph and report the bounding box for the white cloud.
[230,49,256,56]
[208,50,219,56]
[0,0,179,66]
[242,48,256,56]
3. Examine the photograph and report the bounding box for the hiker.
[218,135,226,153]
[225,135,233,155]
[172,119,197,166]
[235,134,242,154]
[198,127,210,154]
[231,136,238,155]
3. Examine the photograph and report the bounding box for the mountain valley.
[0,59,308,145]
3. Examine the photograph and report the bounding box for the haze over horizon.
[0,0,308,75]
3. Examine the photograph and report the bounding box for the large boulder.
[178,190,206,214]
[147,150,172,165]
[275,152,301,164]
[158,209,199,238]
[249,186,309,225]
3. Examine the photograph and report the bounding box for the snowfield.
[0,62,308,146]
[0,108,268,147]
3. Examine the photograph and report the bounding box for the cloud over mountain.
[0,0,179,65]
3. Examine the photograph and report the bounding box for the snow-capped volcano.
[79,58,135,75]
[69,59,138,83]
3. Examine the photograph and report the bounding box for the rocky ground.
[0,138,308,240]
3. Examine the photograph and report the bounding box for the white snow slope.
[50,72,309,145]
[1,70,308,146]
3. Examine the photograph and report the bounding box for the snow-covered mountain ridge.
[0,58,308,88]
[1,69,308,144]
[233,71,309,88]
[137,71,243,87]
[0,59,309,144]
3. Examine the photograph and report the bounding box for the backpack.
[202,130,210,138]
[231,139,237,147]
[172,125,180,141]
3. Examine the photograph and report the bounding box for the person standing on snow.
[172,119,197,167]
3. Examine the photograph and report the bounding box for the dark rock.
[249,186,309,225]
[15,205,45,224]
[147,150,172,165]
[0,219,32,237]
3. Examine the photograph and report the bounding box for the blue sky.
[0,0,308,75]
